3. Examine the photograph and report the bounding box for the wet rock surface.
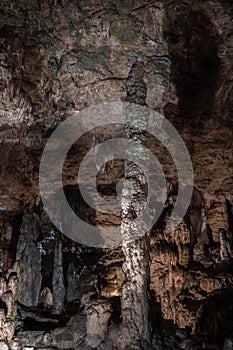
[0,0,232,349]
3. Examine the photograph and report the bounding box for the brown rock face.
[0,0,232,349]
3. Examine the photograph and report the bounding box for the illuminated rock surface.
[0,0,232,349]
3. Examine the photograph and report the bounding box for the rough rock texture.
[66,263,80,303]
[52,234,66,315]
[115,62,151,348]
[16,212,41,307]
[0,0,232,349]
[85,298,112,348]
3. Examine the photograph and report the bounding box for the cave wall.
[0,0,232,349]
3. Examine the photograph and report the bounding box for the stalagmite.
[219,228,230,261]
[0,310,6,339]
[66,263,80,303]
[52,233,66,314]
[0,342,9,350]
[16,212,42,307]
[0,1,233,349]
[41,287,53,309]
[1,291,16,320]
[0,279,6,298]
[79,266,95,304]
[85,299,112,348]
[0,309,15,343]
[7,276,18,301]
[112,62,151,349]
[9,338,22,350]
[6,263,20,281]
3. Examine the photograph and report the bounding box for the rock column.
[118,62,151,348]
[16,212,41,307]
[52,233,66,314]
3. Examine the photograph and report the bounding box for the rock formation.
[52,233,66,315]
[111,61,151,349]
[85,299,112,348]
[0,0,232,349]
[66,263,80,303]
[16,213,41,307]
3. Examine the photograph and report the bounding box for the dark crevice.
[163,7,221,126]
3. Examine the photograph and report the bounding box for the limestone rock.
[0,279,6,299]
[9,338,22,350]
[200,277,222,294]
[51,328,74,349]
[66,263,80,303]
[207,194,229,242]
[0,310,15,342]
[52,235,66,315]
[79,267,95,304]
[1,291,17,320]
[17,213,41,307]
[100,265,124,298]
[7,276,18,301]
[224,338,233,350]
[85,299,112,348]
[0,342,9,350]
[40,288,53,309]
[66,313,86,345]
[193,241,214,268]
[0,0,232,348]
[17,331,44,348]
[178,338,199,350]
